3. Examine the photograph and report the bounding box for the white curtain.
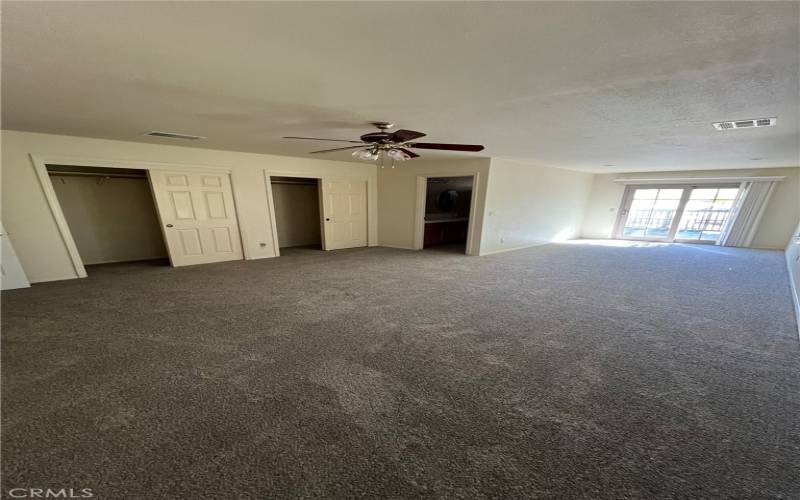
[719,181,777,247]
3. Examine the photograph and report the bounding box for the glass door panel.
[622,188,683,240]
[675,187,739,242]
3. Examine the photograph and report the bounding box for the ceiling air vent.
[144,131,206,140]
[712,117,776,131]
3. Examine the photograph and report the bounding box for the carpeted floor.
[2,242,799,499]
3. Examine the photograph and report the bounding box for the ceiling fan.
[283,122,485,167]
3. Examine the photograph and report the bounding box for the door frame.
[264,171,372,256]
[413,172,480,255]
[613,182,742,244]
[31,154,244,279]
[264,172,325,256]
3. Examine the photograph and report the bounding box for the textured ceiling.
[2,1,798,173]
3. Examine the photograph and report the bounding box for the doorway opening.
[422,176,474,254]
[616,184,741,244]
[47,165,169,273]
[270,176,323,252]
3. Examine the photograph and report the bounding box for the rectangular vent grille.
[145,131,206,140]
[713,117,776,131]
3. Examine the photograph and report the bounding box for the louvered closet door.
[149,171,243,266]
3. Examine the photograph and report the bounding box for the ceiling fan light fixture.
[285,122,485,165]
[387,148,411,162]
[352,149,378,161]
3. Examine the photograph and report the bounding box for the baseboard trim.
[84,256,169,266]
[787,253,800,342]
[29,273,83,284]
[379,245,417,251]
[479,241,549,256]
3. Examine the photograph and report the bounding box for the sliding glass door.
[617,185,740,244]
[619,188,685,240]
[674,187,740,242]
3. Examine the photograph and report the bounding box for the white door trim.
[413,172,480,256]
[31,154,241,279]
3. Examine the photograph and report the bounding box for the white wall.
[580,167,800,249]
[1,130,377,283]
[51,175,166,264]
[377,158,491,252]
[480,158,594,255]
[271,182,321,248]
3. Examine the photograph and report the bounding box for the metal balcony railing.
[678,209,729,232]
[626,208,731,232]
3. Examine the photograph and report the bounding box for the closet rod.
[48,171,146,179]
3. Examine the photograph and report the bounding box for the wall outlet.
[500,237,505,244]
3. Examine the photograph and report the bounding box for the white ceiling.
[2,1,798,173]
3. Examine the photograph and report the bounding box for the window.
[622,188,683,239]
[619,185,740,244]
[675,188,739,242]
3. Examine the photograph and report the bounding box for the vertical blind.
[718,181,778,247]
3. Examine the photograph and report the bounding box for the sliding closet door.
[148,170,243,266]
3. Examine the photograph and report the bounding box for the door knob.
[325,218,331,222]
[166,224,173,228]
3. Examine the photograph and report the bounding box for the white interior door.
[148,170,243,266]
[320,180,367,250]
[1,222,31,290]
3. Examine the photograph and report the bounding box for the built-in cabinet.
[424,219,469,247]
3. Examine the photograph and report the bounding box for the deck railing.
[626,208,731,232]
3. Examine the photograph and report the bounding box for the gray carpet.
[2,242,799,499]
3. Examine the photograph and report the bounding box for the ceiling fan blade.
[407,142,485,152]
[284,136,365,144]
[309,145,370,154]
[391,129,426,142]
[398,148,420,158]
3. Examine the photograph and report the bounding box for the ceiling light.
[352,149,378,161]
[387,149,411,162]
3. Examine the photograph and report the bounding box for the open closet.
[48,165,168,269]
[270,176,323,250]
[45,164,245,275]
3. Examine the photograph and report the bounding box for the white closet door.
[0,222,30,290]
[149,171,243,267]
[320,180,367,250]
